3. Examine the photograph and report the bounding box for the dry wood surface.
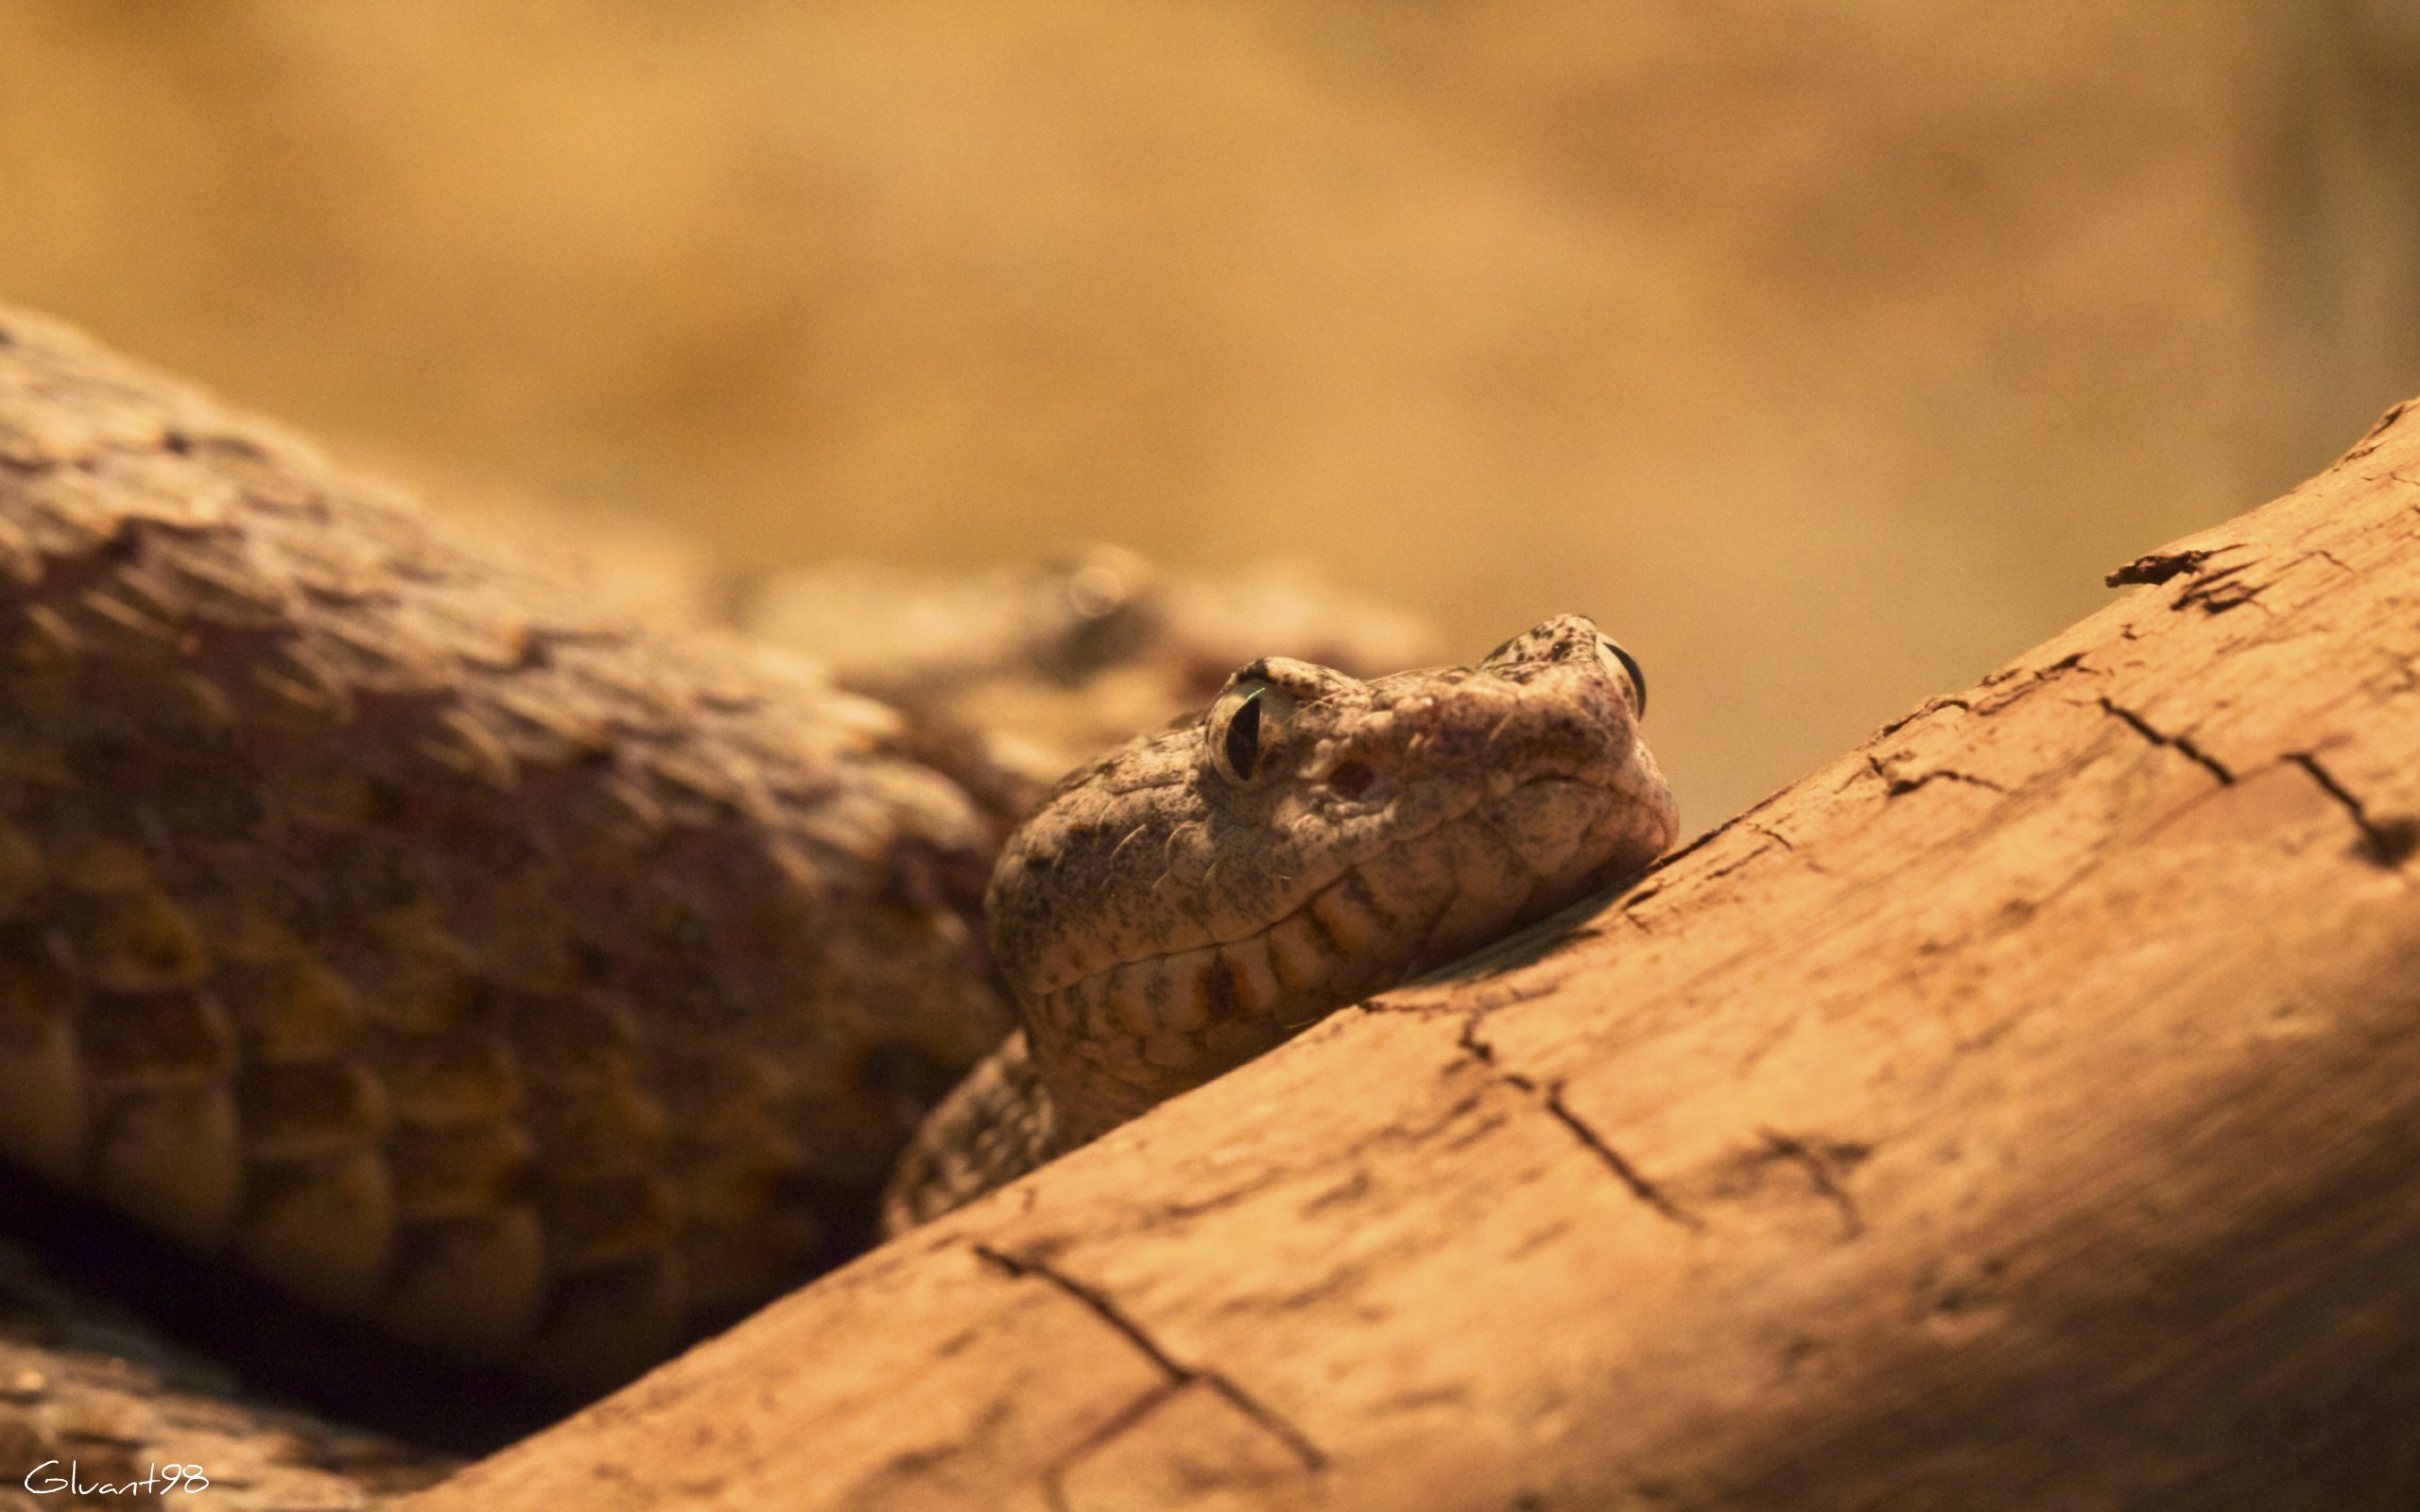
[397,404,2420,1509]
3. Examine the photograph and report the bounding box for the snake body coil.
[0,312,1009,1391]
[0,312,1679,1502]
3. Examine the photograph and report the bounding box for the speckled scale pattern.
[878,1027,1056,1233]
[0,311,1011,1383]
[889,612,1680,1224]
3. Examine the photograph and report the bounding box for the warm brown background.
[2,3,2414,826]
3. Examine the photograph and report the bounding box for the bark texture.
[398,404,2420,1511]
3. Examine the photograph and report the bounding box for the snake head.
[989,612,1679,1144]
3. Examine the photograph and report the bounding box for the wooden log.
[343,417,2413,1510]
[382,404,2420,1509]
[400,402,2420,1510]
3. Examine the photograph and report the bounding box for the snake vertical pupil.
[1602,638,1648,716]
[1222,692,1264,780]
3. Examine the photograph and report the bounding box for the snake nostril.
[1326,761,1375,799]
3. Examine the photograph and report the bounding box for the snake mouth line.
[1037,764,1639,1010]
[902,613,1677,1208]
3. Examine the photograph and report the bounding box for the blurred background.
[1,2,2414,827]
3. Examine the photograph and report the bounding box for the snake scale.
[0,310,1676,1507]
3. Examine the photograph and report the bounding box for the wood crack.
[1754,1128,1869,1241]
[1458,1018,1700,1228]
[972,1244,1327,1487]
[1865,753,2008,798]
[2097,696,2236,783]
[2286,752,2419,867]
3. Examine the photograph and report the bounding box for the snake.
[0,310,1677,1504]
[883,614,1678,1228]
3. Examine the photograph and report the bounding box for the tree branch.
[404,394,2420,1511]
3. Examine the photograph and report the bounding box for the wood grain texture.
[404,399,2420,1510]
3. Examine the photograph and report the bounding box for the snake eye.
[1224,693,1263,776]
[1206,678,1291,787]
[1599,637,1648,716]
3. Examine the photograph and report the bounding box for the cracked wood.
[402,398,2420,1511]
